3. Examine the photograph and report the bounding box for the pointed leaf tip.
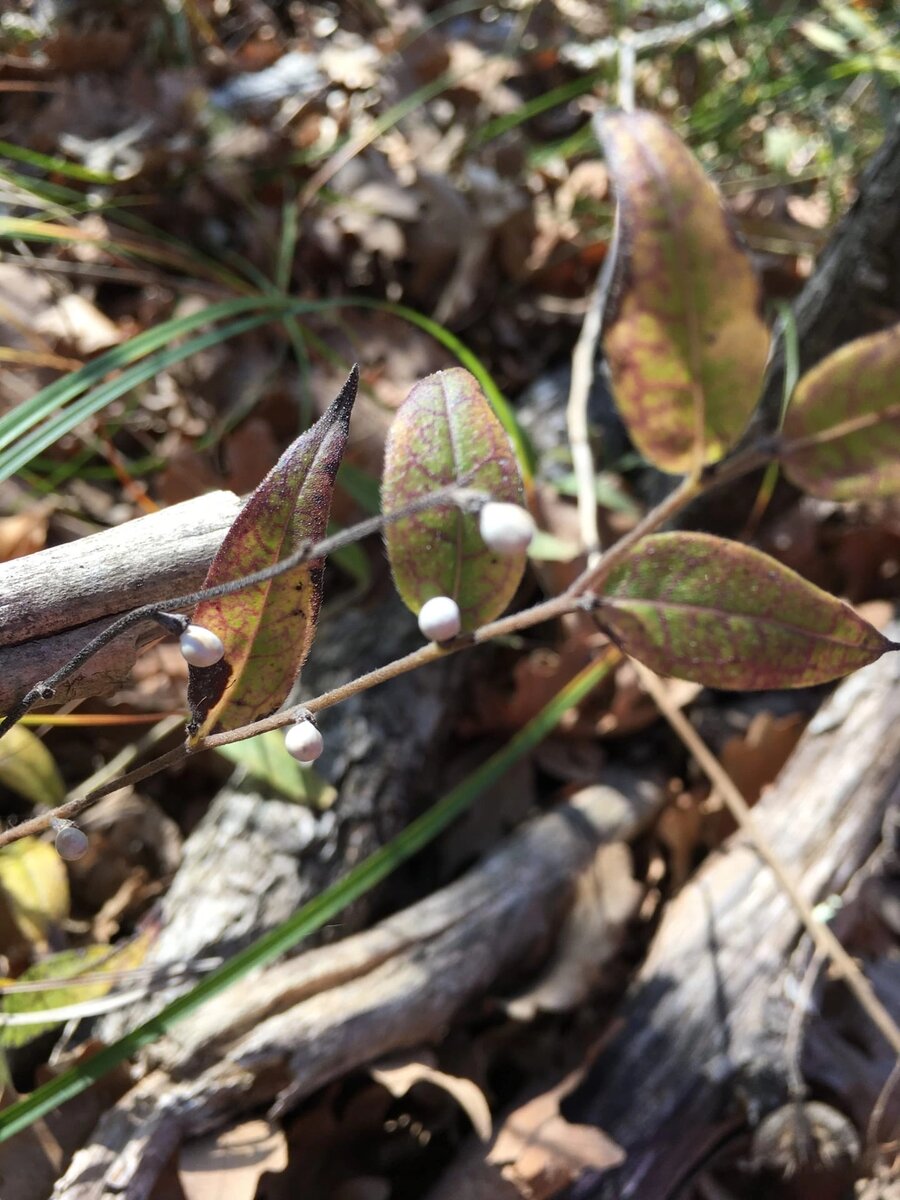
[187,372,357,739]
[329,364,360,428]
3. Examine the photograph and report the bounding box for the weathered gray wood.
[0,491,242,710]
[562,647,900,1200]
[54,773,663,1200]
[97,591,469,1040]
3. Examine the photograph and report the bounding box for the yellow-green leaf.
[0,938,148,1049]
[187,369,358,740]
[781,325,900,500]
[600,532,893,690]
[0,726,65,809]
[382,369,527,630]
[595,109,770,474]
[0,839,68,948]
[0,720,65,806]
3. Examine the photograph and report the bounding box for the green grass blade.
[0,313,281,481]
[345,298,536,477]
[0,293,527,479]
[0,298,272,454]
[0,654,614,1143]
[0,140,117,185]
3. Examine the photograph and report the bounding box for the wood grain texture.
[563,646,900,1200]
[54,773,663,1200]
[0,491,242,710]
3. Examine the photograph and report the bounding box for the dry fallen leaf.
[489,1083,624,1198]
[33,293,123,354]
[370,1051,493,1142]
[505,840,642,1020]
[0,501,53,562]
[720,710,806,804]
[178,1119,288,1200]
[426,1067,623,1200]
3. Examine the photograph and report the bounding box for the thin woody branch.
[0,427,784,849]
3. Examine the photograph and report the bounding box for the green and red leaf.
[781,324,900,500]
[599,532,893,689]
[382,368,527,630]
[595,109,770,475]
[187,368,358,739]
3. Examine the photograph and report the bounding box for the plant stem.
[0,434,772,847]
[0,479,485,741]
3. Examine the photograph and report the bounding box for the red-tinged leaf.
[781,324,900,500]
[595,110,770,475]
[382,368,526,630]
[599,532,893,690]
[187,369,358,739]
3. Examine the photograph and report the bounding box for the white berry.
[284,720,324,763]
[479,502,535,555]
[55,824,89,861]
[418,596,462,642]
[179,624,225,668]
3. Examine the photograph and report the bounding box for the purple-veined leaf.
[781,324,900,501]
[187,368,358,739]
[595,110,770,475]
[382,368,527,631]
[599,532,893,690]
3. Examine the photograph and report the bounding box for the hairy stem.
[0,435,775,847]
[0,592,592,848]
[0,479,484,741]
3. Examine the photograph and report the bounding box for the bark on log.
[52,772,664,1200]
[0,491,242,710]
[98,591,467,1040]
[561,647,900,1200]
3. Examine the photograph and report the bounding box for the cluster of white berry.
[167,500,535,781]
[416,500,535,643]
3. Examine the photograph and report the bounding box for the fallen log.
[51,771,664,1199]
[0,490,242,710]
[98,591,468,1039]
[562,648,900,1199]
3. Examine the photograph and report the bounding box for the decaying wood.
[53,771,663,1200]
[0,490,242,710]
[562,648,900,1200]
[98,591,468,1040]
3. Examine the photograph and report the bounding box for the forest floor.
[0,2,898,1198]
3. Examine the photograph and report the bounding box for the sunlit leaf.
[595,109,770,474]
[0,839,69,948]
[382,368,527,630]
[599,532,893,689]
[187,369,358,739]
[781,324,900,500]
[0,726,65,808]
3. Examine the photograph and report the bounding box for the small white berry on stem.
[479,502,535,555]
[284,719,324,763]
[179,624,225,668]
[52,820,89,861]
[418,596,462,642]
